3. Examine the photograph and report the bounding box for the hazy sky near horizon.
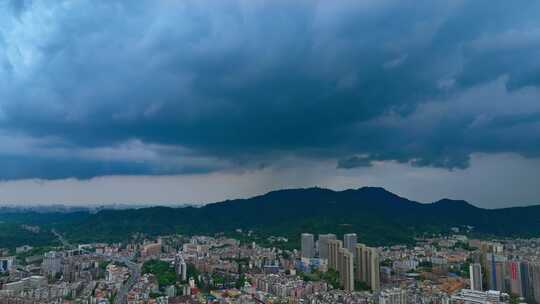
[1,1,540,207]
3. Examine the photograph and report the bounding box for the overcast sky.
[1,0,540,208]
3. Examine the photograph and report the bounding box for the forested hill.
[45,186,540,245]
[2,187,539,248]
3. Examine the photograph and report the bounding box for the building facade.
[301,233,315,258]
[328,240,343,271]
[343,233,357,256]
[355,244,380,291]
[338,248,355,292]
[318,234,336,259]
[469,263,483,291]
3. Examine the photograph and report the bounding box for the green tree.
[142,260,177,287]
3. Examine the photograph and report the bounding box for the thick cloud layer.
[1,0,540,180]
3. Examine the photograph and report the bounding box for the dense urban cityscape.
[3,1,540,303]
[2,227,540,304]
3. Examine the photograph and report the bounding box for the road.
[51,229,140,304]
[52,229,72,249]
[112,256,140,304]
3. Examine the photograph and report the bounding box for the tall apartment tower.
[339,248,355,292]
[355,244,380,291]
[470,263,483,291]
[507,260,523,297]
[355,244,369,283]
[486,253,507,292]
[318,234,336,259]
[520,261,532,301]
[328,239,343,271]
[530,262,540,304]
[369,247,381,291]
[343,233,358,255]
[42,251,63,277]
[301,233,315,258]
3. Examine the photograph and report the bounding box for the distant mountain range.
[0,203,196,214]
[2,187,540,248]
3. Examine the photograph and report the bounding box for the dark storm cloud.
[1,0,540,179]
[0,155,152,180]
[0,144,224,179]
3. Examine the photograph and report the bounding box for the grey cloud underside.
[0,156,159,180]
[1,0,540,179]
[0,152,220,180]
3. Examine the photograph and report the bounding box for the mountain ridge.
[3,186,540,248]
[55,186,540,245]
[1,186,538,210]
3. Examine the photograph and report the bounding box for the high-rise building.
[355,244,380,291]
[470,263,483,291]
[328,239,343,271]
[507,260,523,297]
[530,262,540,304]
[486,253,507,292]
[520,261,533,302]
[355,244,369,283]
[301,233,315,258]
[181,261,187,281]
[175,255,187,281]
[339,248,355,292]
[318,234,336,259]
[368,247,381,291]
[42,251,63,277]
[343,233,357,255]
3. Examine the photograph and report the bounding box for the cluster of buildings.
[126,273,163,303]
[250,273,328,300]
[459,239,540,304]
[451,289,509,304]
[301,233,380,292]
[4,228,540,303]
[0,245,135,303]
[298,233,530,304]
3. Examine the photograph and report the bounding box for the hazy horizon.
[1,154,539,209]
